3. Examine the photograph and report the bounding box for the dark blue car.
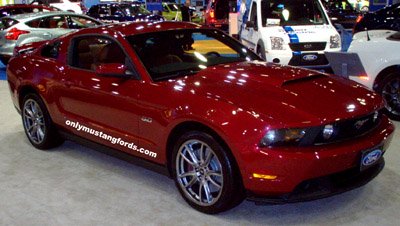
[87,2,164,23]
[353,3,400,34]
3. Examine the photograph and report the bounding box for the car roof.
[0,4,52,9]
[93,2,142,6]
[8,11,91,21]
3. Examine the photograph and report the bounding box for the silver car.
[0,11,102,64]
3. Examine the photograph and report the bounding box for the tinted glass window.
[110,6,124,16]
[68,16,100,29]
[88,5,98,15]
[70,37,126,70]
[0,18,18,29]
[37,15,68,28]
[98,5,110,15]
[48,0,63,3]
[127,29,259,81]
[25,18,41,28]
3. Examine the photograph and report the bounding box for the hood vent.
[282,74,326,87]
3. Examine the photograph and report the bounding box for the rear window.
[0,18,18,30]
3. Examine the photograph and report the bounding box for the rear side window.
[0,18,18,30]
[26,18,41,28]
[68,16,100,29]
[70,36,126,71]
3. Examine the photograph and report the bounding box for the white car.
[239,0,341,70]
[327,30,400,120]
[31,0,84,14]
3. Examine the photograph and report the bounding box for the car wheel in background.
[22,93,64,149]
[172,131,244,214]
[377,71,400,121]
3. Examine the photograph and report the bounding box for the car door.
[58,35,145,158]
[240,1,258,50]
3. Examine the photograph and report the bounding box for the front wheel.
[22,93,64,149]
[172,131,244,214]
[376,71,400,121]
[256,44,266,61]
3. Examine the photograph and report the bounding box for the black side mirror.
[246,21,254,28]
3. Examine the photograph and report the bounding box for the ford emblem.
[302,54,318,61]
[362,149,382,166]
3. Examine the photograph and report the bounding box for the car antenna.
[365,28,370,41]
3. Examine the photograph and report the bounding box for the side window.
[68,16,99,29]
[37,15,68,28]
[70,36,127,71]
[110,6,123,16]
[98,5,110,16]
[41,41,60,59]
[48,0,62,3]
[88,5,99,15]
[249,2,258,29]
[26,18,41,28]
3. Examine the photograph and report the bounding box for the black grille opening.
[289,42,327,51]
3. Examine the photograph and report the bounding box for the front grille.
[289,42,327,51]
[314,111,382,145]
[288,54,329,66]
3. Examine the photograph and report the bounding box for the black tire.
[21,93,64,149]
[376,71,400,121]
[256,43,266,61]
[172,131,244,214]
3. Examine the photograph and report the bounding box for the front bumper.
[247,158,384,204]
[241,115,394,199]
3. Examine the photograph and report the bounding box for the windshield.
[322,0,355,12]
[123,5,150,15]
[261,0,328,26]
[127,29,259,81]
[167,3,180,12]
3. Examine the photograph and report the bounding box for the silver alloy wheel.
[382,77,400,116]
[23,99,46,145]
[176,139,223,206]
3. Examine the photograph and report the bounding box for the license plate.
[360,146,383,171]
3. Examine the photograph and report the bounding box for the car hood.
[175,61,383,127]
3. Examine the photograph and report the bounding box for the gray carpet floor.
[1,80,399,225]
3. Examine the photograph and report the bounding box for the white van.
[239,0,341,69]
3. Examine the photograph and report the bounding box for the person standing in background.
[181,0,191,22]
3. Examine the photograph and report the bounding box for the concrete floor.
[1,80,400,226]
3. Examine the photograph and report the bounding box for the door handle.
[43,33,52,38]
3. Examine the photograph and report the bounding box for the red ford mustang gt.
[7,21,394,214]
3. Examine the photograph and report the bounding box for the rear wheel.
[376,71,400,121]
[22,93,64,149]
[172,131,244,214]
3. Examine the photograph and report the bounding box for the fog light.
[252,173,277,180]
[322,124,334,140]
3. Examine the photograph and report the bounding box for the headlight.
[270,37,285,50]
[330,34,340,49]
[260,128,306,147]
[260,124,337,147]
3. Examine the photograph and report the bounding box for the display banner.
[146,0,163,11]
